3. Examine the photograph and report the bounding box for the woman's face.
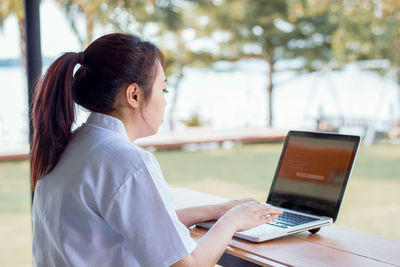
[141,60,167,134]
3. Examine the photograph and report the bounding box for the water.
[0,59,399,152]
[0,67,29,150]
[168,60,399,130]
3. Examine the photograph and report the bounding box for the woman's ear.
[126,83,140,109]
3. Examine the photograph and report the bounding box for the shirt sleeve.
[103,167,197,267]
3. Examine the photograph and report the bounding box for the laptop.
[197,130,360,242]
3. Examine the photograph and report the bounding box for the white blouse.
[32,112,197,267]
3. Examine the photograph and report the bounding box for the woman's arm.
[176,198,254,227]
[172,201,283,267]
[176,205,221,227]
[171,214,238,267]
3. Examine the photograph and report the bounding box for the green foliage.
[330,0,400,79]
[0,0,27,70]
[206,0,337,67]
[119,0,217,130]
[54,0,133,48]
[199,0,339,126]
[0,0,24,25]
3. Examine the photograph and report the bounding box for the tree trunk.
[18,17,27,73]
[169,67,184,131]
[266,54,274,127]
[84,13,94,49]
[397,69,400,122]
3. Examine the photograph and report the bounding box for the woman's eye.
[163,89,169,94]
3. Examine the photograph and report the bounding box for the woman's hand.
[219,201,283,232]
[176,198,281,229]
[173,199,283,267]
[214,198,259,219]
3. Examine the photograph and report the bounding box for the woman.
[31,33,282,267]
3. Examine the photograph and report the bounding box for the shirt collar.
[85,112,130,141]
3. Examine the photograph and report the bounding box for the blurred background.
[0,0,399,265]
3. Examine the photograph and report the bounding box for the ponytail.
[30,52,81,190]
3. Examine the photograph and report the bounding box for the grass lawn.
[1,143,399,266]
[0,161,32,267]
[157,143,400,240]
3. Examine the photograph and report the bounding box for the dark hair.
[31,33,164,190]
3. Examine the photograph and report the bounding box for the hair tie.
[78,52,85,65]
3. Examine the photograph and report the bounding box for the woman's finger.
[238,197,254,202]
[241,201,259,207]
[262,214,279,223]
[255,204,283,216]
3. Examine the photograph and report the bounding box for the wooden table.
[172,188,400,267]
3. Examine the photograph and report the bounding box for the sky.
[0,0,81,59]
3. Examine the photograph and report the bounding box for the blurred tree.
[55,0,215,130]
[331,0,400,86]
[204,0,338,126]
[54,0,132,49]
[121,0,215,130]
[0,0,27,70]
[303,0,400,120]
[125,0,193,130]
[331,0,399,69]
[155,1,217,130]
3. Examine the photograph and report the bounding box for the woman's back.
[32,112,196,266]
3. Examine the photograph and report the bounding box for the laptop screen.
[267,131,360,222]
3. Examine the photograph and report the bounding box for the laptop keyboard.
[267,211,319,229]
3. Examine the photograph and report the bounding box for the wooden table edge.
[190,229,288,267]
[293,234,400,266]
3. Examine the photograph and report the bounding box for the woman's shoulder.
[88,138,158,179]
[95,139,148,168]
[72,140,152,199]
